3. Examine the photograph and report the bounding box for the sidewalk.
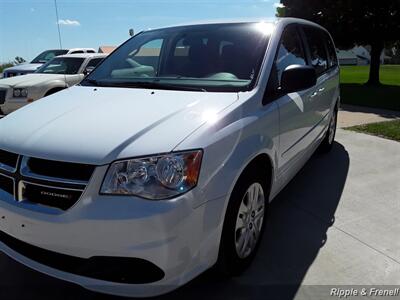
[338,104,400,128]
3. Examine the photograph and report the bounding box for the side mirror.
[281,65,316,94]
[83,66,95,75]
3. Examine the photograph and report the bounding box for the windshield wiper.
[97,80,207,92]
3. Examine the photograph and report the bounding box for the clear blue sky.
[0,0,278,63]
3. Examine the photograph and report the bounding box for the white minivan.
[0,18,339,297]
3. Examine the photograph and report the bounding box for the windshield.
[31,50,69,64]
[81,23,271,92]
[35,57,85,74]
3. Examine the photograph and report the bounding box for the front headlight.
[100,150,203,200]
[13,88,28,97]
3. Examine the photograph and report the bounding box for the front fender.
[176,101,279,209]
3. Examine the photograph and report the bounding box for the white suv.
[0,18,339,297]
[0,53,107,115]
[2,48,97,78]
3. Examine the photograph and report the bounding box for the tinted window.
[132,38,163,74]
[31,50,69,63]
[71,51,84,54]
[86,58,104,68]
[324,33,337,68]
[86,50,96,53]
[82,23,271,92]
[303,27,328,75]
[276,26,307,86]
[35,57,85,74]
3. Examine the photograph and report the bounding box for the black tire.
[216,169,269,276]
[319,104,338,153]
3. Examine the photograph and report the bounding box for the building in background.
[337,45,392,66]
[98,46,117,54]
[337,49,359,65]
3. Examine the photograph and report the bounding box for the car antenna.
[54,0,68,88]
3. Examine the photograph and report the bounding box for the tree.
[278,0,400,85]
[14,56,26,64]
[0,62,14,73]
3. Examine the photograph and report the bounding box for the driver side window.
[276,26,307,86]
[265,26,307,100]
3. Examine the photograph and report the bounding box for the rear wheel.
[217,172,268,275]
[319,105,338,153]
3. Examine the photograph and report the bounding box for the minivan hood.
[0,74,70,88]
[4,63,43,73]
[0,86,238,165]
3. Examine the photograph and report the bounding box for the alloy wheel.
[234,182,265,259]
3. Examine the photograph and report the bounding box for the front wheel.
[217,174,268,276]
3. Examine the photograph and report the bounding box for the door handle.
[310,91,318,98]
[318,87,325,92]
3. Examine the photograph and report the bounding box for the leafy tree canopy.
[14,56,26,65]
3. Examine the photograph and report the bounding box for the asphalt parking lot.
[0,129,399,300]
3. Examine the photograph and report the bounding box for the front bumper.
[0,86,41,115]
[0,97,31,115]
[0,166,226,297]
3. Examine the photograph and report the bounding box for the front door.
[266,25,317,181]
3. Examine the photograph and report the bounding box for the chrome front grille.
[20,156,95,185]
[18,181,85,211]
[0,149,95,211]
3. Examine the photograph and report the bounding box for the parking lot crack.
[333,226,400,266]
[287,200,400,266]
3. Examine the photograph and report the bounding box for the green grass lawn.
[346,119,400,142]
[340,65,400,111]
